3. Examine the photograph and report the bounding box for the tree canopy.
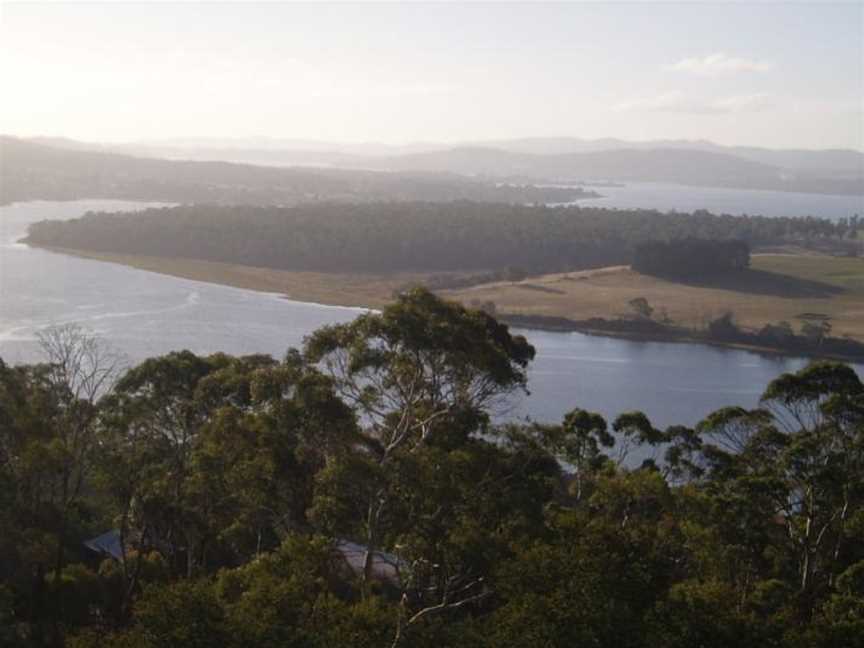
[1,291,863,647]
[24,201,847,275]
[632,238,750,277]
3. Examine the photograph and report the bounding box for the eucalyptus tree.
[98,348,360,589]
[0,325,123,643]
[304,288,536,609]
[530,408,612,502]
[690,362,864,615]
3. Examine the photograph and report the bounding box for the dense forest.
[1,290,863,647]
[0,137,593,206]
[632,239,751,277]
[25,201,853,275]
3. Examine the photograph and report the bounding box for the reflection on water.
[2,200,861,434]
[502,329,838,429]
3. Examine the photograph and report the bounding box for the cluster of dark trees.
[498,310,864,360]
[702,313,864,359]
[24,201,850,275]
[0,137,592,206]
[632,239,751,277]
[837,215,863,239]
[2,290,863,647]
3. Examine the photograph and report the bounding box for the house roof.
[82,531,404,585]
[83,530,124,561]
[335,539,402,584]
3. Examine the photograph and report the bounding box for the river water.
[1,200,861,433]
[581,181,863,221]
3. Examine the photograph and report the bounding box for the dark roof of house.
[83,530,124,560]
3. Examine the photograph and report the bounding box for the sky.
[1,1,862,150]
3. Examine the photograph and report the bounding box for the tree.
[305,288,535,625]
[99,349,358,585]
[707,312,740,340]
[532,409,612,501]
[801,320,832,346]
[628,297,654,320]
[691,363,864,616]
[36,325,123,644]
[4,306,864,646]
[632,239,750,277]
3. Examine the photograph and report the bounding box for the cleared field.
[754,254,864,292]
[47,247,864,341]
[442,254,864,340]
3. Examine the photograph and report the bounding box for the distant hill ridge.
[0,137,594,206]
[4,135,863,197]
[33,134,862,174]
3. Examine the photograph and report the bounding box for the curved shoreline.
[499,313,864,363]
[27,244,864,363]
[31,245,409,309]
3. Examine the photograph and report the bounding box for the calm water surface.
[2,200,861,432]
[580,181,863,221]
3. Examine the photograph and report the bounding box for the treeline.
[632,239,750,277]
[0,137,592,206]
[498,310,864,360]
[1,290,863,647]
[24,201,849,275]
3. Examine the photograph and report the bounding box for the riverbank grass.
[45,247,864,342]
[442,254,864,340]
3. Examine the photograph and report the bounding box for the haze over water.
[582,182,863,221]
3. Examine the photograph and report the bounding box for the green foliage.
[132,580,232,648]
[627,296,655,319]
[633,238,750,277]
[23,201,846,275]
[2,296,863,646]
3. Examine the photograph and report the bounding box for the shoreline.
[29,244,864,363]
[33,245,410,309]
[499,313,864,363]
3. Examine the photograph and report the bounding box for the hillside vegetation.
[29,135,864,195]
[0,137,592,206]
[445,254,864,342]
[2,292,863,647]
[23,202,850,275]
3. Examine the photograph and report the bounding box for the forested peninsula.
[24,201,864,359]
[2,291,864,647]
[23,202,848,274]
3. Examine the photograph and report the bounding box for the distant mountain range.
[0,136,593,206]
[24,134,861,196]
[473,138,864,177]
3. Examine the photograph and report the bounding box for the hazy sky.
[1,2,862,149]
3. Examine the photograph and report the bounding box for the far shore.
[32,245,864,362]
[496,313,864,363]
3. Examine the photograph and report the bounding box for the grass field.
[50,247,864,342]
[442,254,864,340]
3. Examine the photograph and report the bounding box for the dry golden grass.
[48,247,864,341]
[443,254,864,340]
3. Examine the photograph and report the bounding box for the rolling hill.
[0,137,593,206]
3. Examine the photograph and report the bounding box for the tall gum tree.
[304,288,535,603]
